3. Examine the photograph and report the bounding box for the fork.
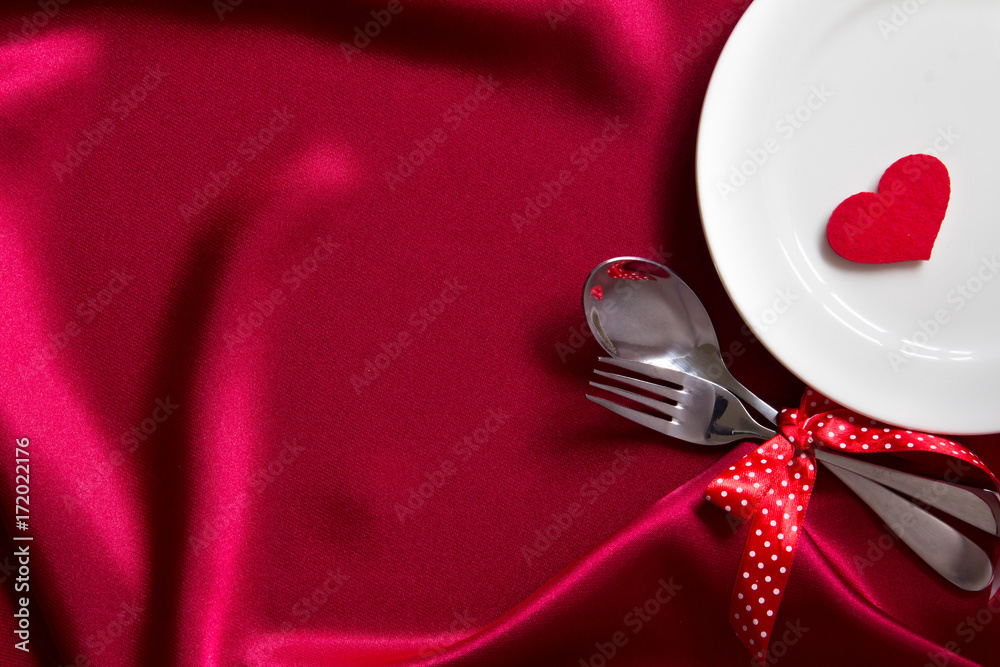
[587,357,998,591]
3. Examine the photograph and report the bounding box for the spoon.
[583,257,1000,590]
[583,257,777,423]
[581,256,1000,521]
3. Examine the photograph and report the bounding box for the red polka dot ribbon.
[705,388,1000,663]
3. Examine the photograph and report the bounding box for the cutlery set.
[582,257,1000,591]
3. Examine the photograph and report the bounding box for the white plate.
[696,0,1000,435]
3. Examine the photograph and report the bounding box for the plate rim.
[694,0,999,435]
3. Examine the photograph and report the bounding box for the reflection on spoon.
[583,257,777,423]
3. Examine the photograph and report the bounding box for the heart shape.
[827,154,951,263]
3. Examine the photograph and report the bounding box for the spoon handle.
[816,448,1000,536]
[821,462,995,592]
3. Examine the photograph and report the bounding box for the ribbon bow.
[705,388,1000,663]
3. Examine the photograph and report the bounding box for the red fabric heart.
[827,154,950,263]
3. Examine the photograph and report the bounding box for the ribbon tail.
[707,427,818,662]
[728,488,804,664]
[724,447,817,663]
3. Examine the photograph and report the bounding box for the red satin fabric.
[2,1,999,666]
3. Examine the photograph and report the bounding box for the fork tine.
[588,381,682,420]
[586,395,679,439]
[597,357,690,387]
[593,370,686,404]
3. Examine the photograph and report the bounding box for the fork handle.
[717,372,780,425]
[726,412,776,442]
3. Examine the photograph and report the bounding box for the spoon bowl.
[583,257,777,423]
